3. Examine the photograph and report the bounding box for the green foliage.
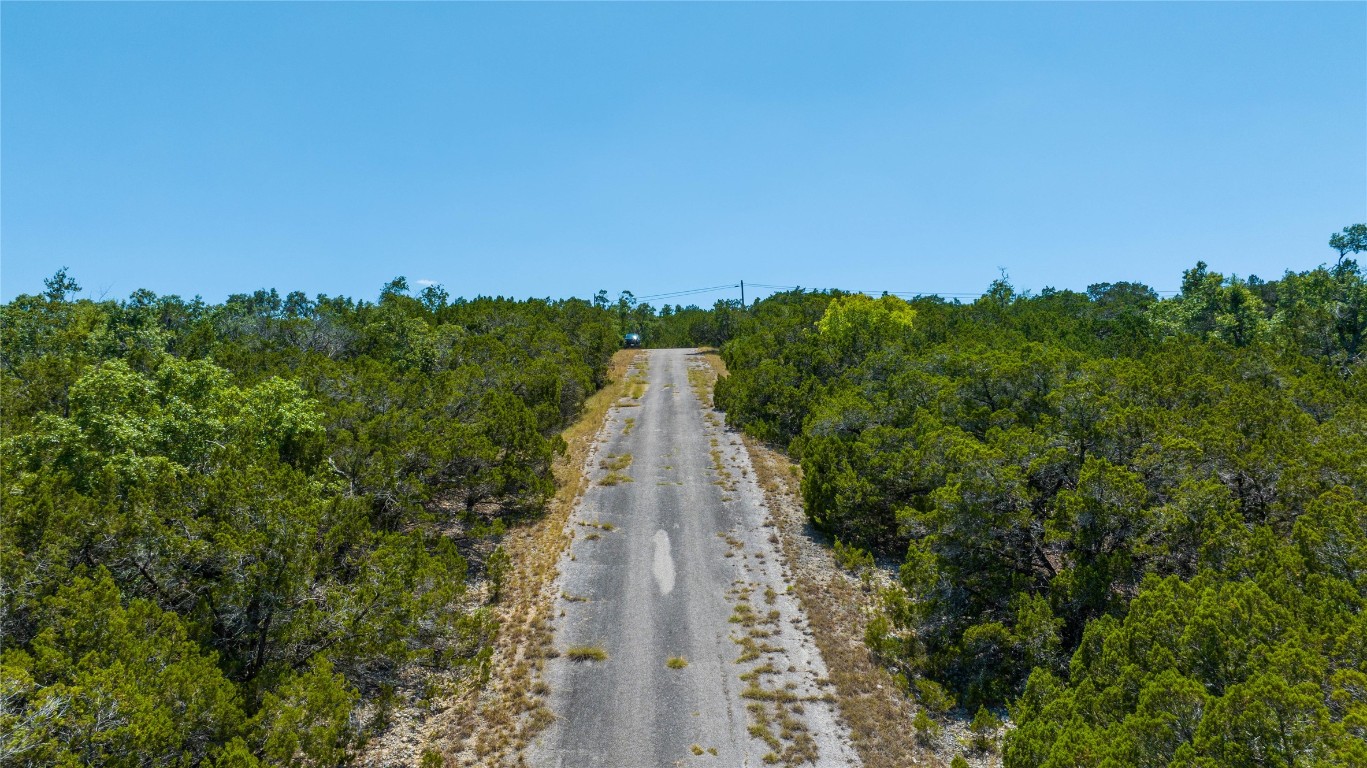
[1,275,618,763]
[253,658,357,766]
[485,544,512,602]
[1,569,243,766]
[1329,223,1367,264]
[913,677,956,716]
[912,709,941,744]
[712,251,1367,763]
[969,706,1003,753]
[832,537,875,574]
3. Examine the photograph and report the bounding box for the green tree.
[1329,223,1367,265]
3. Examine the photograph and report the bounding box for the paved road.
[529,349,858,768]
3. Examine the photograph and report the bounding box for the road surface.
[529,349,859,768]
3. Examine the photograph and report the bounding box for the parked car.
[624,333,642,348]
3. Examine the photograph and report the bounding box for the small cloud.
[415,279,438,287]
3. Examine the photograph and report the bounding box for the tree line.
[4,222,1363,765]
[713,229,1367,766]
[1,275,621,765]
[590,289,747,350]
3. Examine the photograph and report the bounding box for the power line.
[628,281,1182,305]
[634,286,737,301]
[749,283,1181,298]
[633,283,740,302]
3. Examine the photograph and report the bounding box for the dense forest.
[714,231,1367,766]
[5,226,1365,767]
[0,275,620,765]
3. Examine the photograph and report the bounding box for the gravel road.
[529,349,859,768]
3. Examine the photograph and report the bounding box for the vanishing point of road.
[530,349,859,768]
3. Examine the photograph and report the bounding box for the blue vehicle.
[624,333,642,348]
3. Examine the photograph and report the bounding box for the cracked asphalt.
[529,349,859,768]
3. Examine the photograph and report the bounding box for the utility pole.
[740,280,745,308]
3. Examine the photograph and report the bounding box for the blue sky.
[3,2,1364,305]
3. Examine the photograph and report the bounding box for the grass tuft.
[565,645,608,662]
[600,453,633,471]
[666,656,689,669]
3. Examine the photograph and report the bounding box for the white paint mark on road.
[653,530,675,595]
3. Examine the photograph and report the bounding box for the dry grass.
[421,350,637,767]
[599,471,633,486]
[690,350,935,768]
[743,434,935,768]
[565,645,608,662]
[686,353,720,406]
[624,359,650,400]
[599,453,633,471]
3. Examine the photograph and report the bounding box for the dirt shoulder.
[417,349,639,768]
[695,351,942,768]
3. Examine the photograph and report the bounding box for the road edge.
[696,351,939,768]
[425,349,640,767]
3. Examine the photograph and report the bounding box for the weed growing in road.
[583,532,600,541]
[691,745,705,756]
[625,361,649,400]
[739,431,927,768]
[750,721,780,751]
[565,645,608,662]
[742,685,798,703]
[667,656,689,669]
[600,471,633,486]
[622,417,636,436]
[686,361,717,406]
[600,453,633,471]
[741,663,778,682]
[628,379,648,399]
[729,603,757,626]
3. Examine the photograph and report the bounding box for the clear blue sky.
[3,2,1364,305]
